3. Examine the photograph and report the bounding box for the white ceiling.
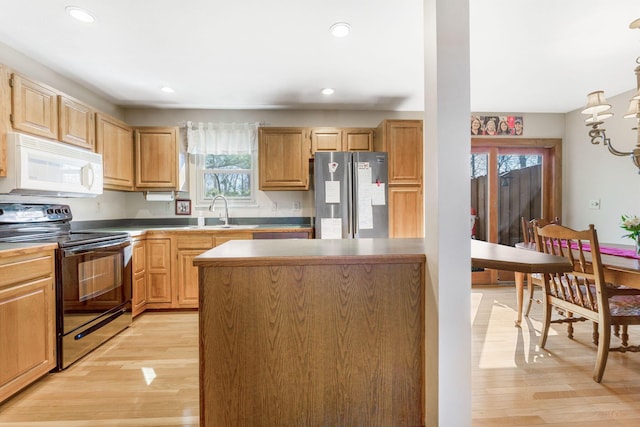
[0,0,638,114]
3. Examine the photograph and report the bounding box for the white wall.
[0,42,122,119]
[564,88,640,244]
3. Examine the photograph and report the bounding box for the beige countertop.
[85,224,313,237]
[0,242,58,254]
[194,238,574,272]
[194,238,427,267]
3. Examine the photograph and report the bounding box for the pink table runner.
[565,242,639,259]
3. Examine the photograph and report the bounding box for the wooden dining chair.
[522,217,560,316]
[535,223,640,382]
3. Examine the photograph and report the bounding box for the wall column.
[423,0,471,425]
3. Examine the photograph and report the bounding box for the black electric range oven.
[0,203,132,370]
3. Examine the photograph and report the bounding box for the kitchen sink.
[187,224,260,230]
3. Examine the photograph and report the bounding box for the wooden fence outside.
[471,164,541,246]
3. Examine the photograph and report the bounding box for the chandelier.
[581,18,640,173]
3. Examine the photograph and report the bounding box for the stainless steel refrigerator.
[314,151,389,239]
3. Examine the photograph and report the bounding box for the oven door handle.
[62,238,131,256]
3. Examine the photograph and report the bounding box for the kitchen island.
[194,238,426,426]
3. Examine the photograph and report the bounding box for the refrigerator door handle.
[350,159,357,238]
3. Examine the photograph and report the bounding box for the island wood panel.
[199,261,424,426]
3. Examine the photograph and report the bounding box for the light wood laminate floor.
[472,285,640,427]
[0,312,199,426]
[2,287,640,426]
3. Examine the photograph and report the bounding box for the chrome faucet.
[209,195,229,226]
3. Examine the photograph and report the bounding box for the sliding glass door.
[471,138,562,284]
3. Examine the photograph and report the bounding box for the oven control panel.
[0,203,72,223]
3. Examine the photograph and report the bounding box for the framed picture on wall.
[175,199,191,215]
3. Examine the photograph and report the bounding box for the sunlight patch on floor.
[141,367,157,385]
[477,299,519,368]
[473,292,559,369]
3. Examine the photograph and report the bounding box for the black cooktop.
[0,203,128,247]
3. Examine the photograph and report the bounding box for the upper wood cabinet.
[311,127,342,153]
[10,73,58,140]
[58,95,95,150]
[134,126,179,190]
[96,113,134,191]
[0,64,10,177]
[7,70,95,151]
[259,127,310,190]
[375,120,423,186]
[310,127,374,156]
[343,128,374,151]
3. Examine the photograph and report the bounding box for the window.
[196,152,255,204]
[187,122,259,206]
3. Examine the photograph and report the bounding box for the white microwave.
[0,132,103,197]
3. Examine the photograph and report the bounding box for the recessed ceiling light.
[65,6,95,23]
[329,22,351,38]
[160,86,175,93]
[321,88,335,95]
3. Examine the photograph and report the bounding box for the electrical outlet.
[589,199,601,209]
[271,202,277,212]
[293,201,301,211]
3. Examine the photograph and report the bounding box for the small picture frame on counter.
[175,199,191,215]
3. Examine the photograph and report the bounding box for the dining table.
[513,240,640,324]
[471,239,573,325]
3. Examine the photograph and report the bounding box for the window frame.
[192,150,258,208]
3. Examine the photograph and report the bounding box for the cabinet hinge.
[8,77,13,87]
[9,113,13,124]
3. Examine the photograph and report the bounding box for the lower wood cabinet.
[0,246,56,403]
[175,233,252,309]
[132,229,313,313]
[145,237,172,308]
[175,234,215,309]
[131,238,147,317]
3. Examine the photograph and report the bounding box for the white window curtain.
[186,121,259,155]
